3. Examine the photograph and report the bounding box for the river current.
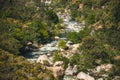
[25,12,85,63]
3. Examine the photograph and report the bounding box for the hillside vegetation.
[0,0,120,80]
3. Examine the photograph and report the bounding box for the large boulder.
[47,66,64,79]
[77,72,95,80]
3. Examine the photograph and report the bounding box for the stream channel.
[25,12,85,63]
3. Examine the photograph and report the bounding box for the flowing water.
[25,12,85,63]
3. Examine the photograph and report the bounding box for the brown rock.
[47,66,64,78]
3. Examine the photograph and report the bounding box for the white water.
[26,11,85,63]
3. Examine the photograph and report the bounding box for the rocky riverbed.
[23,10,115,80]
[23,10,87,79]
[25,11,85,63]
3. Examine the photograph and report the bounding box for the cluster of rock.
[64,64,95,80]
[37,58,64,79]
[59,41,81,59]
[25,9,115,79]
[89,64,113,79]
[20,41,39,53]
[47,61,64,78]
[37,56,95,80]
[64,63,114,80]
[27,38,114,80]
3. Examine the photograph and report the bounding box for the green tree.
[46,10,59,24]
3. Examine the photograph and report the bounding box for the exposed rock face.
[53,61,63,67]
[36,55,52,64]
[77,72,95,80]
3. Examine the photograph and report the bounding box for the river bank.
[24,10,85,63]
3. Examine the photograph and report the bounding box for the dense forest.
[0,0,120,80]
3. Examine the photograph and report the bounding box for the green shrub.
[70,53,95,72]
[67,28,91,43]
[58,40,67,49]
[53,51,69,68]
[67,32,80,43]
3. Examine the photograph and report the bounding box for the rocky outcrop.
[77,72,95,80]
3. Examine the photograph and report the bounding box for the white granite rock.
[77,72,95,80]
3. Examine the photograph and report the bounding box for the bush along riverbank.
[0,0,120,80]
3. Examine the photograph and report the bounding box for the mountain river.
[25,11,85,63]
